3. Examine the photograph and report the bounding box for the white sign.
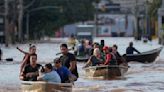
[77,32,91,36]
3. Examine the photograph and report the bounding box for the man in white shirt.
[37,63,61,83]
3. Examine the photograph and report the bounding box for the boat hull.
[21,81,72,92]
[84,64,128,79]
[125,47,163,63]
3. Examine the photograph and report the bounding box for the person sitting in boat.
[20,54,41,81]
[67,34,78,48]
[90,42,100,55]
[18,45,37,74]
[112,44,126,65]
[102,46,112,65]
[83,48,103,68]
[37,63,61,83]
[77,40,86,56]
[59,44,79,79]
[85,40,92,55]
[126,42,141,54]
[54,58,77,83]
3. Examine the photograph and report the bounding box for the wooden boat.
[125,47,163,63]
[83,64,128,79]
[21,81,73,92]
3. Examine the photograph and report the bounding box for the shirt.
[23,64,41,81]
[41,71,61,83]
[89,55,103,66]
[104,53,112,65]
[126,47,140,54]
[60,53,79,78]
[55,66,71,83]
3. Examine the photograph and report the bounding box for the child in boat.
[37,63,61,83]
[54,58,77,83]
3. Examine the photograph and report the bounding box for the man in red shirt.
[103,46,112,65]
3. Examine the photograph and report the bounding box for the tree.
[23,0,95,40]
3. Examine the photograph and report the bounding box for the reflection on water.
[0,60,164,92]
[72,61,164,92]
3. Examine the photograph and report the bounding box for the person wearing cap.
[37,63,61,83]
[83,48,103,68]
[54,58,77,83]
[126,42,140,54]
[103,46,112,65]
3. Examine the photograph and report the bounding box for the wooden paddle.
[56,46,75,55]
[0,58,13,62]
[56,48,73,55]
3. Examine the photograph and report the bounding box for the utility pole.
[18,0,23,43]
[134,0,140,40]
[4,0,9,47]
[145,0,151,41]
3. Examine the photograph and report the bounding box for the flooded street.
[0,38,164,92]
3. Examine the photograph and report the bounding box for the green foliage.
[24,0,95,38]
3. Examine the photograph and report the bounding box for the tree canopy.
[24,0,96,39]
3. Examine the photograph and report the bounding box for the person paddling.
[126,42,140,54]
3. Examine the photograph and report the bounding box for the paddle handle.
[56,48,72,55]
[1,58,13,61]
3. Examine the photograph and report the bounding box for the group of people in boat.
[18,38,140,83]
[19,44,78,83]
[74,40,140,68]
[83,43,126,68]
